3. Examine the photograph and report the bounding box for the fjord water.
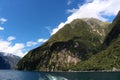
[0,70,120,80]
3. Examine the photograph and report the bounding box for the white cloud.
[0,36,48,57]
[0,26,4,30]
[0,17,7,24]
[0,40,11,50]
[38,38,48,43]
[0,39,25,57]
[7,36,16,41]
[26,41,37,47]
[6,43,25,57]
[51,0,120,35]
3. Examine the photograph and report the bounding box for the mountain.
[104,11,120,46]
[71,11,120,71]
[0,52,21,69]
[17,17,110,71]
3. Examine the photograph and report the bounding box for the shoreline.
[33,70,120,73]
[1,69,120,73]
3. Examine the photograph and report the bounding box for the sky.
[0,0,120,57]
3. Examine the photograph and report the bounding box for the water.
[0,70,120,80]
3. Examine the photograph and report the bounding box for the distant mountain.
[0,52,21,69]
[17,17,110,71]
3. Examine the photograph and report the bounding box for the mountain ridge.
[71,11,120,71]
[16,17,112,71]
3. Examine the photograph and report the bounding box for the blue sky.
[0,0,120,57]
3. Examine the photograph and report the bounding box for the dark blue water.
[0,70,120,80]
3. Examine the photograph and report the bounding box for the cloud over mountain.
[0,39,25,57]
[0,37,48,57]
[51,0,120,35]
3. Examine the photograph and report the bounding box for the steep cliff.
[17,18,110,71]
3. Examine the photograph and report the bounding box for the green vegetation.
[72,37,120,71]
[71,11,120,71]
[17,11,120,71]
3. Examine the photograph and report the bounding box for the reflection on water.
[38,72,68,80]
[45,74,68,80]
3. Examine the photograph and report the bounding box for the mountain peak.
[17,17,110,71]
[76,11,120,71]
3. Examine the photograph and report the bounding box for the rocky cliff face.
[17,18,110,71]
